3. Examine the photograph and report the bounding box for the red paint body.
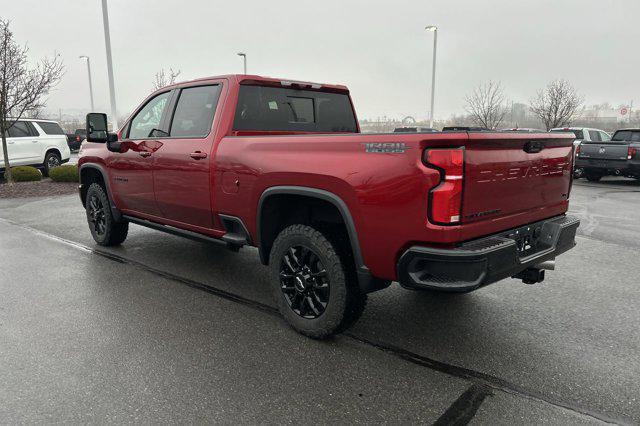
[79,75,575,281]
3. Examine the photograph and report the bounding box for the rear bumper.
[397,215,580,292]
[575,158,640,176]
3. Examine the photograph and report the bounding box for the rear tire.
[573,168,584,179]
[43,151,61,177]
[269,224,366,339]
[85,183,128,246]
[585,170,603,182]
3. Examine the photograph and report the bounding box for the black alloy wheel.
[279,245,330,319]
[87,193,107,238]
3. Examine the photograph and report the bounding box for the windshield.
[550,129,584,139]
[612,130,640,142]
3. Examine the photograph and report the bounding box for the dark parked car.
[66,128,86,151]
[575,128,640,181]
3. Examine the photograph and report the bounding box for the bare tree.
[23,106,43,119]
[464,81,508,130]
[152,68,181,91]
[0,18,64,183]
[529,79,582,130]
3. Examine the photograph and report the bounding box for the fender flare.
[257,186,385,293]
[79,163,123,222]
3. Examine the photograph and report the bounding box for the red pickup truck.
[79,74,579,338]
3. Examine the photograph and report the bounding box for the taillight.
[628,147,637,160]
[76,136,81,142]
[575,144,581,156]
[423,148,464,224]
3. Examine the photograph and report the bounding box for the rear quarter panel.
[214,132,458,280]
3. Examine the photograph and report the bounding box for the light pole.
[100,0,118,129]
[79,56,95,112]
[237,52,247,74]
[425,25,438,128]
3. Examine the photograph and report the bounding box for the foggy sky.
[3,0,639,121]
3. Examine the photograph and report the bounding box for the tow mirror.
[86,112,120,151]
[86,113,109,143]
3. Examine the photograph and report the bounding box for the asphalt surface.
[0,176,638,424]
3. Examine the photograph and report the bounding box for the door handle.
[190,151,207,160]
[138,151,152,158]
[32,140,38,143]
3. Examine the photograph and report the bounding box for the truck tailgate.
[462,133,574,224]
[579,142,629,160]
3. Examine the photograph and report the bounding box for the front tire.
[269,224,366,339]
[85,183,129,246]
[43,151,61,177]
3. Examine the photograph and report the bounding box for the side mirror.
[86,113,109,143]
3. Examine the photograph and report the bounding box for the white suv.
[1,118,71,176]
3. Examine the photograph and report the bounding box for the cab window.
[128,91,171,139]
[588,130,601,142]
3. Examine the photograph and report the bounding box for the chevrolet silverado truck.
[78,74,579,338]
[575,128,640,181]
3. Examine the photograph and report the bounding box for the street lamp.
[237,52,247,75]
[100,0,118,129]
[79,56,95,112]
[425,25,438,128]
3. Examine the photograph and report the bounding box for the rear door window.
[169,85,221,138]
[233,85,357,133]
[35,121,65,135]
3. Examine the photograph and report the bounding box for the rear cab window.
[233,85,358,133]
[35,121,65,135]
[612,130,640,142]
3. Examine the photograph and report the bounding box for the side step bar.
[122,214,252,251]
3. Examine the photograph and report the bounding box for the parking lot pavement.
[0,177,638,423]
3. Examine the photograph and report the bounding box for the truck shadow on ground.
[118,229,548,376]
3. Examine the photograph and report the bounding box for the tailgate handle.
[523,141,544,153]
